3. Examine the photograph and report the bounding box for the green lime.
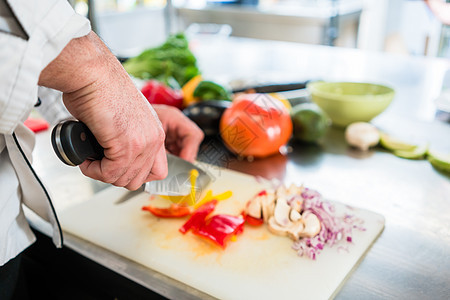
[393,143,428,159]
[427,150,450,173]
[379,132,416,151]
[290,103,330,143]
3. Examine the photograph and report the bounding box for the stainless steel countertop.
[30,36,450,299]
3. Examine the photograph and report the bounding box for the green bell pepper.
[193,81,231,101]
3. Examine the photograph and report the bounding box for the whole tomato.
[219,93,293,158]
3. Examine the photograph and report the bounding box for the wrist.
[38,31,115,94]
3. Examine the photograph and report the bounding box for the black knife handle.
[51,120,104,166]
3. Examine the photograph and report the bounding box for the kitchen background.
[69,0,449,59]
[20,2,450,299]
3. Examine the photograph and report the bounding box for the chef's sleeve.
[0,0,91,134]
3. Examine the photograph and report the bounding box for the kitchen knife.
[231,81,310,93]
[51,120,211,199]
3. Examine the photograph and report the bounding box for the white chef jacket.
[0,0,90,266]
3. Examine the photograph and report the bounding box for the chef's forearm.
[38,31,117,95]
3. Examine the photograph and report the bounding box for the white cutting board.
[59,167,385,300]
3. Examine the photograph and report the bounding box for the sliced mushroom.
[289,195,303,213]
[273,197,292,227]
[246,194,262,219]
[261,192,276,222]
[289,209,302,222]
[345,122,380,151]
[276,185,287,199]
[299,213,321,238]
[286,183,302,196]
[267,216,289,236]
[287,220,305,241]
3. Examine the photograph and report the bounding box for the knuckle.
[110,176,127,187]
[102,172,118,184]
[117,169,140,188]
[130,137,146,154]
[154,165,168,181]
[112,175,132,188]
[111,181,125,188]
[101,166,123,184]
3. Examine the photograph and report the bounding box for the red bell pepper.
[243,213,264,226]
[142,203,191,218]
[180,200,245,248]
[141,80,184,109]
[179,200,218,233]
[193,214,245,248]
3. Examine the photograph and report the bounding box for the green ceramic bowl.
[307,81,395,127]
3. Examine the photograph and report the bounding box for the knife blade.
[51,120,211,201]
[231,81,310,93]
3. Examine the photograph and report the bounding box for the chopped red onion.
[292,188,366,260]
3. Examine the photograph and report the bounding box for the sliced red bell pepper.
[179,200,218,234]
[241,210,264,226]
[244,214,264,227]
[179,200,246,248]
[142,203,191,218]
[193,214,245,248]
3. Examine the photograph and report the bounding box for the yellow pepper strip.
[188,169,199,206]
[212,190,233,201]
[193,190,213,209]
[159,169,199,206]
[194,190,233,209]
[160,169,232,207]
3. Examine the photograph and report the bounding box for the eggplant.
[183,100,231,136]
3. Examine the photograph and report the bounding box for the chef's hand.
[153,104,204,162]
[38,31,168,190]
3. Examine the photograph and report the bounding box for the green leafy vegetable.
[123,33,200,86]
